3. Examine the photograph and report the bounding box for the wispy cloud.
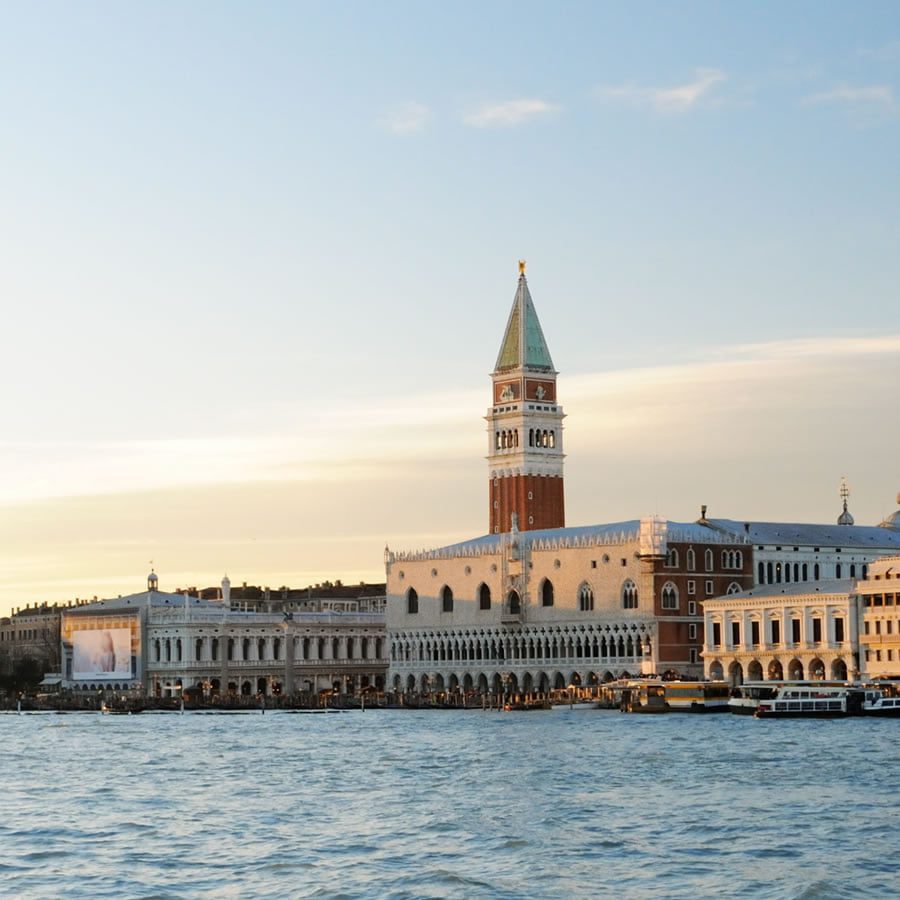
[595,68,726,114]
[858,40,900,62]
[463,98,558,128]
[379,101,432,135]
[802,84,896,110]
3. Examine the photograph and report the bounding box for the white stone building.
[385,517,752,695]
[702,580,857,685]
[61,573,388,697]
[856,555,900,679]
[703,497,900,588]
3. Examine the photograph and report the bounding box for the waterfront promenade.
[2,710,898,898]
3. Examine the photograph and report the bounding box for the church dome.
[837,509,854,526]
[878,494,900,529]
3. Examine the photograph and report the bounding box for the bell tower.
[487,262,565,534]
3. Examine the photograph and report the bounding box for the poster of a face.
[72,628,132,679]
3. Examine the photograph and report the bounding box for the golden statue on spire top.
[518,259,526,275]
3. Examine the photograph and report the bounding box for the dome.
[837,509,854,526]
[880,510,900,529]
[878,493,900,529]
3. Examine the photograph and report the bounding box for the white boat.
[861,689,900,717]
[754,684,865,719]
[727,682,780,716]
[729,681,849,716]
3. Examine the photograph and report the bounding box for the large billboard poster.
[72,628,133,680]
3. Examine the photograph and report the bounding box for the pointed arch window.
[478,583,491,611]
[622,579,638,609]
[666,548,679,568]
[578,583,594,612]
[686,548,696,571]
[406,588,419,615]
[441,585,454,613]
[661,582,679,610]
[541,579,554,607]
[705,549,714,571]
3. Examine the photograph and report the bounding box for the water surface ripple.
[2,710,898,898]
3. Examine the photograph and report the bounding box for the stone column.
[284,627,294,695]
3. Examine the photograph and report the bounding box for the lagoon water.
[2,709,898,899]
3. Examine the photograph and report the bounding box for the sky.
[1,3,899,615]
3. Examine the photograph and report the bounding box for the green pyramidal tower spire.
[487,261,565,535]
[494,263,555,373]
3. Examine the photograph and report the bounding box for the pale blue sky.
[1,4,899,612]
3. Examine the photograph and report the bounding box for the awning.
[39,675,62,686]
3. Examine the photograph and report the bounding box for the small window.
[688,623,697,640]
[687,580,696,595]
[688,600,696,616]
[591,560,597,569]
[705,580,714,596]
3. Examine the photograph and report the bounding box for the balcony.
[150,657,389,670]
[860,634,900,647]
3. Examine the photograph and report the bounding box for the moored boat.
[861,689,900,717]
[620,682,668,713]
[755,684,865,719]
[727,682,780,716]
[664,681,730,713]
